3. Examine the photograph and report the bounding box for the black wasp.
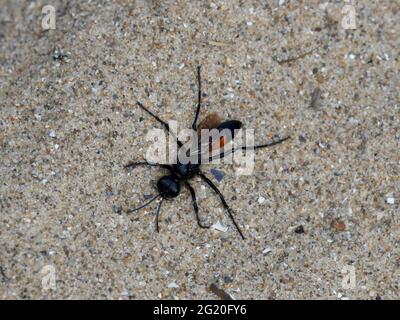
[124,66,289,239]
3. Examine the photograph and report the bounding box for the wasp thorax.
[172,162,200,180]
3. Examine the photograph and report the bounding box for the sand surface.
[0,0,399,299]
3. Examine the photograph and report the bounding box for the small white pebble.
[278,0,285,6]
[42,179,48,184]
[246,21,253,26]
[258,196,266,204]
[319,2,329,10]
[369,290,376,297]
[262,247,272,255]
[386,197,395,205]
[48,130,56,138]
[168,282,179,289]
[211,221,228,233]
[149,92,157,102]
[349,118,360,125]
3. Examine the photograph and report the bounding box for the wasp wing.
[186,114,242,163]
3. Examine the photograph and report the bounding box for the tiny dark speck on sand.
[223,275,233,283]
[210,169,224,182]
[209,283,233,300]
[112,205,122,215]
[0,266,8,283]
[105,185,113,197]
[299,135,307,143]
[309,88,321,108]
[294,225,305,234]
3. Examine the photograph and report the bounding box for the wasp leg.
[191,66,202,130]
[198,172,245,240]
[251,136,291,150]
[208,136,290,162]
[184,181,210,229]
[123,161,171,171]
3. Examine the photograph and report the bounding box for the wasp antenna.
[127,194,161,213]
[136,101,183,148]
